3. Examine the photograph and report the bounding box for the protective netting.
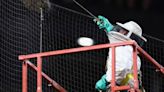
[0,0,164,92]
[0,0,40,92]
[141,35,164,92]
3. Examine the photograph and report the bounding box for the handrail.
[19,40,164,92]
[19,41,135,60]
[26,60,67,92]
[137,46,164,74]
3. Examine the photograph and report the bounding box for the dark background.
[0,0,164,92]
[50,0,164,40]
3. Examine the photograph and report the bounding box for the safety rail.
[18,40,164,92]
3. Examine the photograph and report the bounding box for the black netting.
[141,34,164,92]
[0,0,163,92]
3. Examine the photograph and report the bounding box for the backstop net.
[0,0,164,92]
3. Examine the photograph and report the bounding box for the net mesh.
[0,0,164,92]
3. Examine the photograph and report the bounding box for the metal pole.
[133,46,139,90]
[73,0,96,18]
[37,57,42,92]
[37,7,44,92]
[111,46,116,92]
[22,60,28,92]
[40,8,43,53]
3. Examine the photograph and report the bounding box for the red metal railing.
[18,40,164,92]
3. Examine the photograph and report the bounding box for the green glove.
[95,74,107,91]
[93,15,114,32]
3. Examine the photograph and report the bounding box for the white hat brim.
[116,22,147,42]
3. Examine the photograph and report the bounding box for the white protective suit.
[105,31,141,84]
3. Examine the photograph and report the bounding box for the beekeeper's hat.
[116,21,147,42]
